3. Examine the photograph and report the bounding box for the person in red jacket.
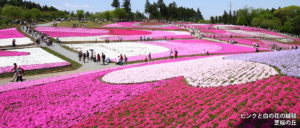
[174,50,178,59]
[120,54,124,65]
[97,53,101,64]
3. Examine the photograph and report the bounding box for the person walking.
[120,54,123,65]
[170,50,173,59]
[83,53,86,63]
[56,37,61,44]
[12,39,16,47]
[102,53,106,65]
[174,50,178,59]
[97,53,101,64]
[10,63,18,82]
[91,51,94,60]
[78,51,82,61]
[16,66,24,82]
[148,52,152,61]
[124,55,128,65]
[86,50,90,60]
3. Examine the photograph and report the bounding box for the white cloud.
[64,3,89,9]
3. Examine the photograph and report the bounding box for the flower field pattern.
[35,27,110,37]
[0,56,206,127]
[129,39,269,62]
[226,50,300,78]
[0,52,299,127]
[0,28,33,46]
[64,42,170,61]
[0,69,169,127]
[0,50,29,57]
[0,28,25,39]
[103,22,183,30]
[0,48,70,74]
[99,30,193,41]
[186,24,300,43]
[103,56,278,87]
[65,39,267,62]
[75,75,300,127]
[35,27,193,42]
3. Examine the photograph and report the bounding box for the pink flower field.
[74,75,300,127]
[35,27,110,37]
[125,39,269,62]
[0,56,211,127]
[0,53,299,127]
[0,62,70,74]
[35,27,194,41]
[100,30,194,41]
[0,28,25,39]
[0,50,29,57]
[103,22,183,30]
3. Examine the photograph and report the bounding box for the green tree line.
[0,0,68,25]
[210,6,300,35]
[145,0,204,22]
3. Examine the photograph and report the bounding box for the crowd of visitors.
[116,54,128,65]
[22,25,55,46]
[78,51,110,65]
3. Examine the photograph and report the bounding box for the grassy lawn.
[57,20,113,28]
[0,47,82,78]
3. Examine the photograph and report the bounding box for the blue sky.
[25,0,300,19]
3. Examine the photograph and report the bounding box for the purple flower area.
[0,55,216,127]
[0,62,70,74]
[0,50,29,57]
[225,49,300,78]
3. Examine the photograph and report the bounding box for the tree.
[157,0,166,18]
[111,0,120,8]
[112,8,128,21]
[145,0,150,14]
[101,11,112,20]
[237,16,248,25]
[168,2,177,20]
[222,10,228,24]
[122,0,131,13]
[30,8,42,20]
[134,11,145,21]
[70,11,75,18]
[251,16,264,26]
[228,10,233,24]
[2,5,23,20]
[196,8,204,21]
[22,10,33,19]
[210,16,215,23]
[76,10,84,20]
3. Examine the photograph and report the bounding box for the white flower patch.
[213,25,235,29]
[0,48,67,67]
[0,37,33,47]
[102,56,278,87]
[58,35,113,42]
[227,30,293,42]
[170,31,191,35]
[64,42,170,59]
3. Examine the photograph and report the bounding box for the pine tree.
[122,0,131,13]
[145,0,150,14]
[111,0,120,8]
[197,8,204,20]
